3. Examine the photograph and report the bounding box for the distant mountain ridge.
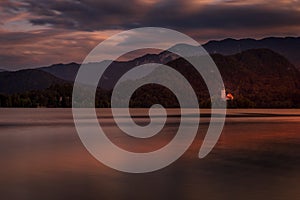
[203,37,300,70]
[0,48,299,108]
[143,48,300,108]
[0,51,178,93]
[38,50,179,89]
[1,36,300,107]
[37,36,300,85]
[39,62,80,82]
[0,69,66,94]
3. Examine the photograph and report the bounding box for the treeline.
[0,84,112,108]
[1,83,300,108]
[0,84,74,108]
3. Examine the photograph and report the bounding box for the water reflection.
[0,108,300,199]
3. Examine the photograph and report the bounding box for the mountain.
[0,47,300,108]
[38,52,178,90]
[0,69,66,94]
[98,52,179,89]
[124,48,300,108]
[203,37,300,70]
[39,62,80,82]
[213,49,300,107]
[36,37,300,91]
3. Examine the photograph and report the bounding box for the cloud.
[23,0,145,31]
[0,28,121,69]
[0,0,300,69]
[144,4,300,30]
[15,0,300,31]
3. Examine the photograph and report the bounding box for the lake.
[1,108,300,200]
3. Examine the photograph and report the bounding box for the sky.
[1,0,300,70]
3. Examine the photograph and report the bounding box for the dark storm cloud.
[144,4,300,29]
[24,0,143,30]
[19,0,300,31]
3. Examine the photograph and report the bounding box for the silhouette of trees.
[0,83,299,108]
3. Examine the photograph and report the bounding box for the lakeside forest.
[1,85,300,108]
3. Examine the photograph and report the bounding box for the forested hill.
[0,48,300,108]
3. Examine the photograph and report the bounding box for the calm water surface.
[1,108,300,200]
